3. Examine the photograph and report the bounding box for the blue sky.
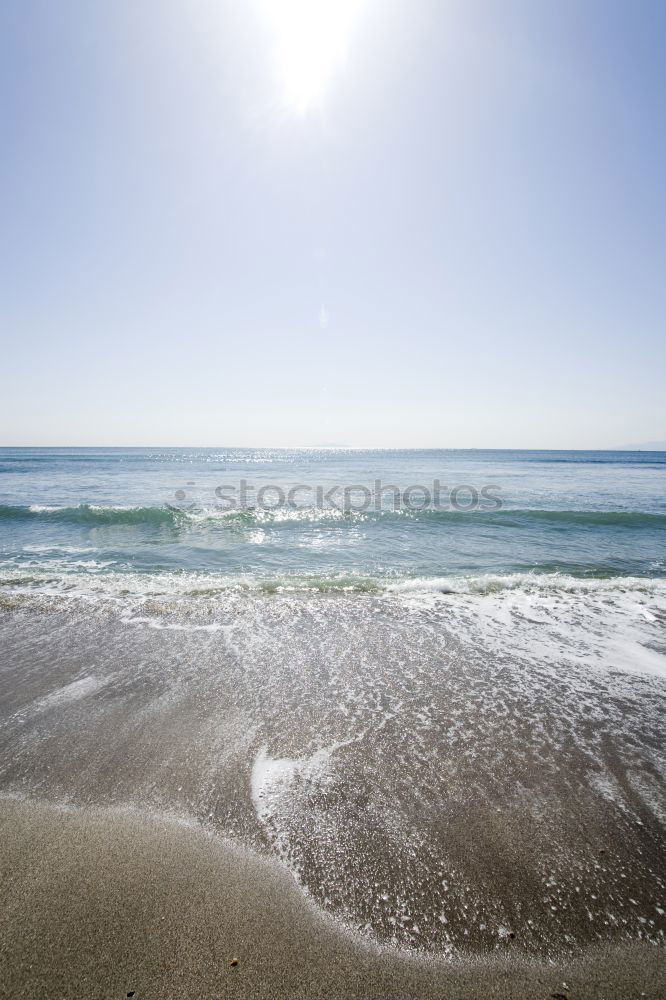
[1,0,665,447]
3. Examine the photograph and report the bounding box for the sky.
[1,0,665,448]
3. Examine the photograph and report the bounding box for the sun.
[262,0,364,113]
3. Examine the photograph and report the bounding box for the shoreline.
[1,796,664,999]
[1,600,665,963]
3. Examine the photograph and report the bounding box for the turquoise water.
[0,447,665,592]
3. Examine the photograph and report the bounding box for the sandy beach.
[1,795,664,999]
[1,589,665,997]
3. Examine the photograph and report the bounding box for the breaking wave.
[1,503,665,530]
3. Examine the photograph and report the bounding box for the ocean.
[1,446,665,587]
[0,447,665,957]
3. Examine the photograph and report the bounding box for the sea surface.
[1,447,665,956]
[1,446,665,589]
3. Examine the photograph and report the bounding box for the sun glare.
[262,0,364,113]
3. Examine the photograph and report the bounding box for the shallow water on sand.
[1,588,664,957]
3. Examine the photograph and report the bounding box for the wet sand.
[1,597,665,996]
[2,603,665,955]
[1,796,664,1000]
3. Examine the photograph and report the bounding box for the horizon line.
[1,444,666,453]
